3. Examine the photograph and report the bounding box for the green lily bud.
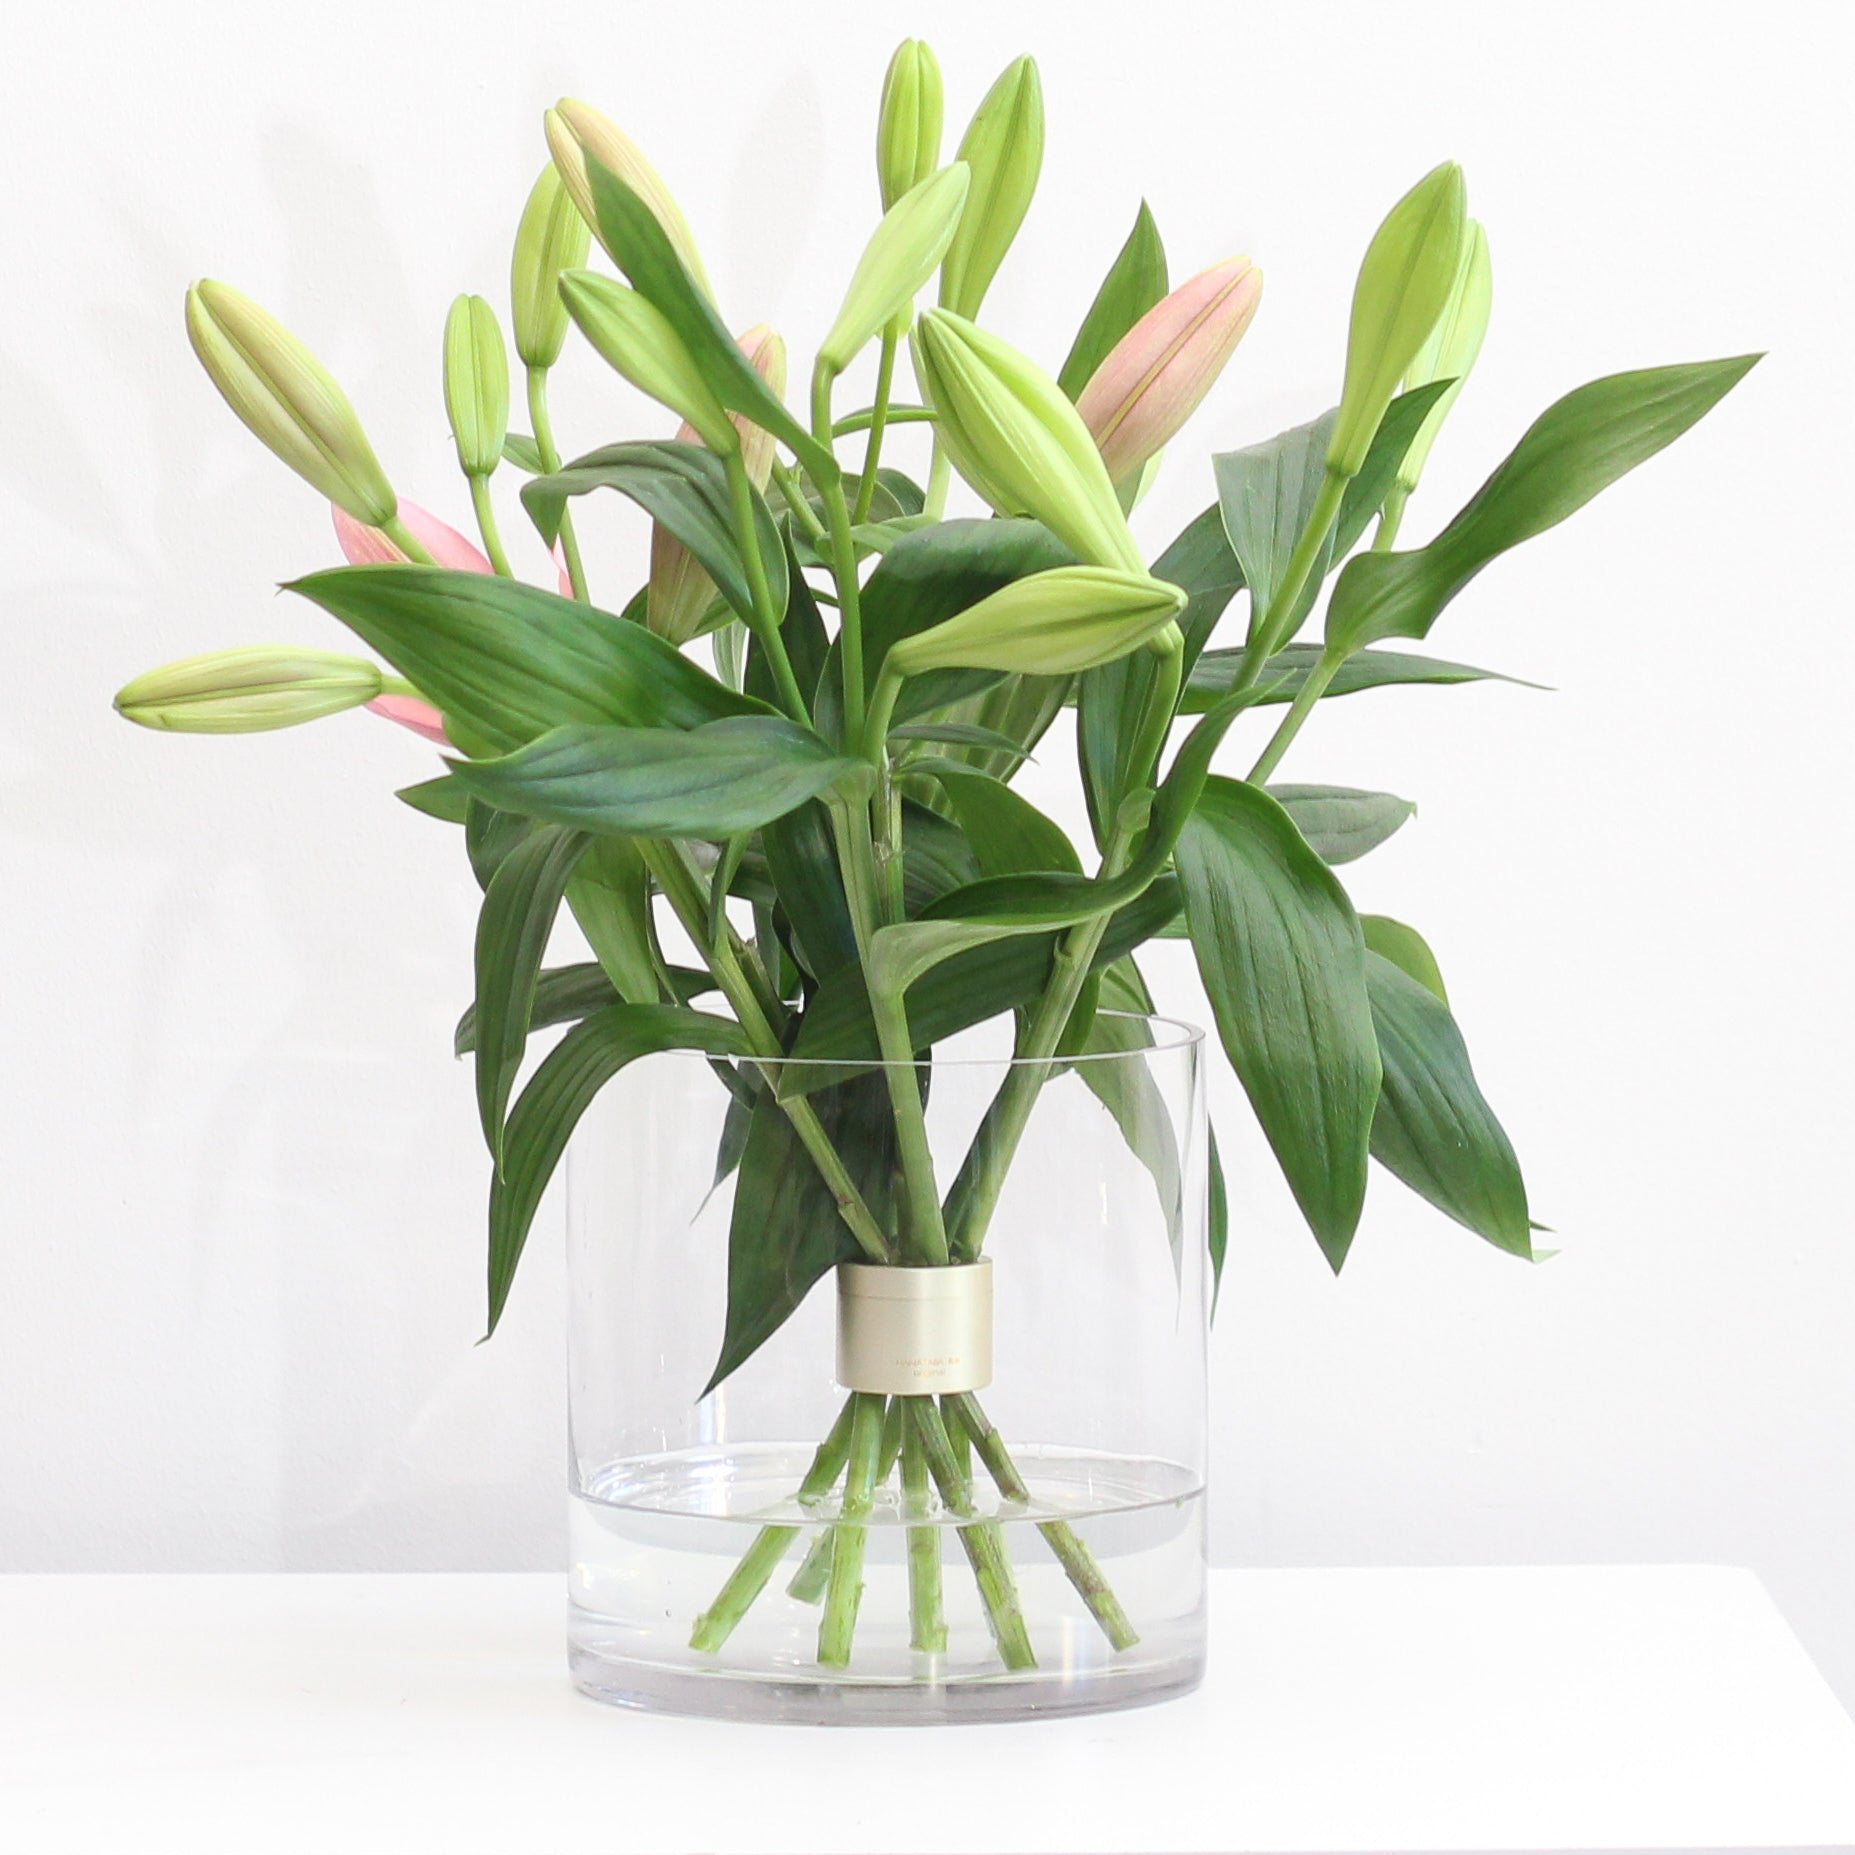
[443,294,509,478]
[545,99,711,297]
[184,280,396,526]
[819,164,970,377]
[877,39,944,210]
[1327,161,1468,479]
[888,566,1186,677]
[510,165,590,369]
[559,271,737,454]
[912,309,1143,572]
[938,54,1043,320]
[1395,218,1492,494]
[114,645,382,734]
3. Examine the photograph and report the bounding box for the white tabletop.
[2,1566,1851,1854]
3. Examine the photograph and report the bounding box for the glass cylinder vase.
[565,1013,1209,1725]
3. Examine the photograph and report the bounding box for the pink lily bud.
[1076,256,1262,485]
[333,498,573,597]
[647,325,787,644]
[365,693,451,748]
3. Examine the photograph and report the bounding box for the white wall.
[6,0,1852,1700]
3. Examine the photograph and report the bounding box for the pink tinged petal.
[552,543,574,598]
[365,694,452,747]
[329,499,493,574]
[1077,257,1264,484]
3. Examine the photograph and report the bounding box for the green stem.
[526,367,589,602]
[787,1530,834,1605]
[467,475,514,576]
[770,459,828,544]
[832,404,933,437]
[852,329,900,525]
[924,442,952,520]
[818,1392,885,1666]
[811,366,867,746]
[914,1398,1034,1668]
[901,1402,947,1653]
[724,450,807,723]
[380,515,437,566]
[643,842,892,1264]
[1252,467,1347,658]
[1374,484,1409,552]
[689,1394,856,1652]
[1247,646,1344,785]
[948,1393,1138,1653]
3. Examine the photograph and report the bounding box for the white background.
[6,0,1852,1710]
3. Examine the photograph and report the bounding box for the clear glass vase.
[565,1014,1209,1725]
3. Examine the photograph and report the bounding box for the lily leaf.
[1362,914,1448,1004]
[905,758,1081,878]
[1175,776,1379,1268]
[1057,199,1168,401]
[1271,784,1416,866]
[1185,641,1533,713]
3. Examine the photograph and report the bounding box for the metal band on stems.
[835,1260,993,1395]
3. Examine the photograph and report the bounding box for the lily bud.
[938,55,1043,320]
[877,39,944,211]
[1077,256,1263,485]
[443,294,509,478]
[818,165,970,376]
[114,645,382,734]
[1395,218,1492,494]
[912,309,1143,572]
[366,693,451,747]
[510,165,590,369]
[559,271,737,454]
[1327,161,1468,479]
[888,566,1186,678]
[185,280,396,526]
[332,499,492,574]
[545,99,711,296]
[648,326,787,643]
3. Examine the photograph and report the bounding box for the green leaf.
[706,1072,896,1391]
[900,799,981,915]
[582,161,837,482]
[888,721,1031,761]
[396,774,470,823]
[1270,784,1416,866]
[1327,355,1761,655]
[906,759,1081,878]
[746,536,829,712]
[1207,1125,1228,1301]
[1184,641,1532,713]
[959,672,1071,779]
[1362,914,1448,1004]
[455,960,617,1056]
[464,800,533,890]
[447,716,867,839]
[781,881,1180,1093]
[487,1004,750,1334]
[287,566,766,759]
[568,835,660,1003]
[1332,379,1456,554]
[521,441,785,628]
[1057,199,1168,401]
[502,431,545,474]
[761,801,859,983]
[1175,777,1380,1268]
[1366,952,1530,1257]
[473,825,589,1158]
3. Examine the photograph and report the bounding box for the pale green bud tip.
[1327,160,1469,479]
[891,565,1186,678]
[819,163,970,376]
[1396,218,1492,493]
[939,55,1044,320]
[913,309,1143,574]
[877,39,944,211]
[511,165,591,369]
[185,280,396,527]
[443,294,510,478]
[559,271,736,455]
[114,645,382,734]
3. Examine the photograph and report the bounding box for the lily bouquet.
[115,41,1752,1690]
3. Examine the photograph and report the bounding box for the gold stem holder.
[834,1260,994,1395]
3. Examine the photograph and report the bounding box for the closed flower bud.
[889,566,1186,678]
[559,271,737,454]
[938,55,1043,320]
[818,164,970,376]
[912,309,1143,572]
[443,294,509,478]
[185,280,396,526]
[649,326,786,643]
[510,165,590,369]
[114,645,382,734]
[877,39,944,211]
[1395,218,1492,494]
[545,99,711,296]
[1327,161,1468,479]
[1077,256,1262,485]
